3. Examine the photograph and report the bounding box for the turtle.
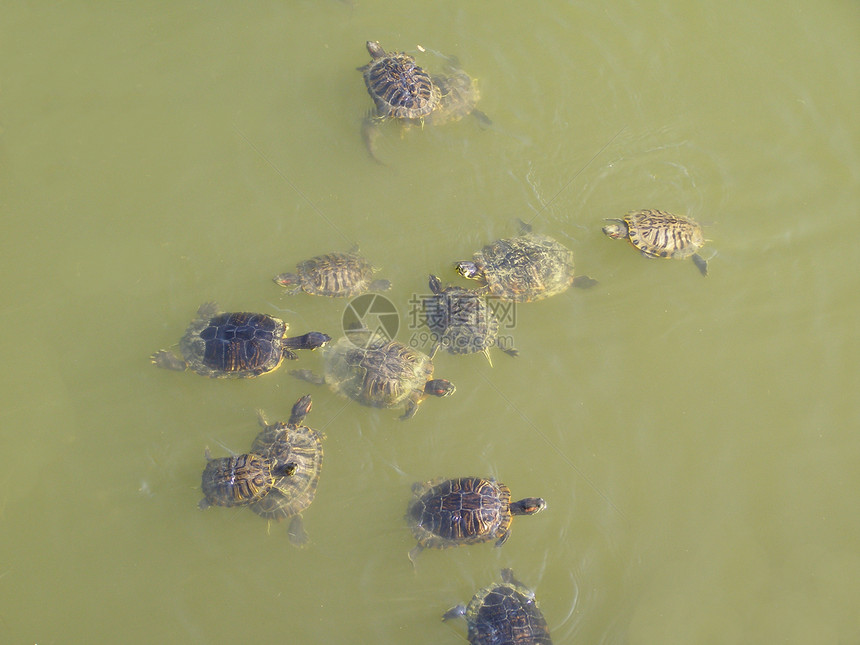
[406,477,546,562]
[273,250,391,298]
[456,222,597,302]
[359,40,441,161]
[602,209,709,276]
[424,54,491,128]
[248,395,325,546]
[199,451,296,510]
[443,569,553,645]
[291,336,455,419]
[425,274,517,366]
[150,302,330,378]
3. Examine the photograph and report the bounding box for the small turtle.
[424,54,491,128]
[199,451,296,510]
[359,41,441,161]
[292,336,455,419]
[274,250,391,298]
[406,477,546,562]
[151,302,330,378]
[443,569,553,645]
[602,209,709,276]
[425,274,517,366]
[456,222,596,302]
[249,395,325,546]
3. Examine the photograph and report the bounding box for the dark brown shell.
[407,477,512,548]
[200,453,276,508]
[360,41,441,120]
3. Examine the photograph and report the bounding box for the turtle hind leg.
[407,544,423,566]
[288,515,308,546]
[362,112,386,165]
[692,253,709,277]
[573,275,599,289]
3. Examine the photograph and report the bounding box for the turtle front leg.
[290,369,326,386]
[400,397,421,421]
[494,528,512,547]
[150,350,187,371]
[692,253,709,277]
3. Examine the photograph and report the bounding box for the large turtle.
[425,274,517,366]
[291,336,455,419]
[151,302,330,378]
[406,477,546,562]
[274,250,391,298]
[443,569,553,645]
[602,209,709,276]
[456,222,596,302]
[199,451,295,510]
[249,394,324,546]
[359,40,440,161]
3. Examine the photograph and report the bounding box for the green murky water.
[1,2,859,643]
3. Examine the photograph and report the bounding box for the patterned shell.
[290,252,382,298]
[179,303,287,378]
[408,477,512,548]
[248,416,324,521]
[360,41,441,120]
[458,569,553,645]
[621,209,705,259]
[200,453,276,508]
[472,233,575,302]
[425,67,481,127]
[425,284,500,356]
[325,337,434,408]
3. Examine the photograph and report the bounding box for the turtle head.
[455,261,482,280]
[277,461,298,477]
[601,219,629,239]
[428,274,443,295]
[288,394,312,426]
[295,332,331,351]
[366,41,386,59]
[424,378,456,398]
[509,497,546,516]
[273,272,299,287]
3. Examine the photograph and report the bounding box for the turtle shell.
[408,477,512,548]
[447,569,553,645]
[200,453,277,508]
[621,209,705,259]
[360,41,441,120]
[248,407,324,522]
[325,337,435,409]
[425,280,501,357]
[277,252,389,298]
[425,65,483,127]
[467,233,575,302]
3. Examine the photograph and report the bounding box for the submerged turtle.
[406,477,546,562]
[151,303,330,378]
[602,209,709,276]
[425,274,517,366]
[422,53,490,128]
[291,336,455,419]
[456,222,596,302]
[273,250,391,298]
[199,451,296,510]
[249,394,324,546]
[443,569,553,645]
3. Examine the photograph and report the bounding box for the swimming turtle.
[425,274,517,366]
[291,336,455,419]
[359,40,440,161]
[443,569,553,645]
[199,451,295,510]
[456,222,596,302]
[151,303,330,378]
[406,477,546,562]
[602,209,709,276]
[249,394,324,546]
[274,250,391,298]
